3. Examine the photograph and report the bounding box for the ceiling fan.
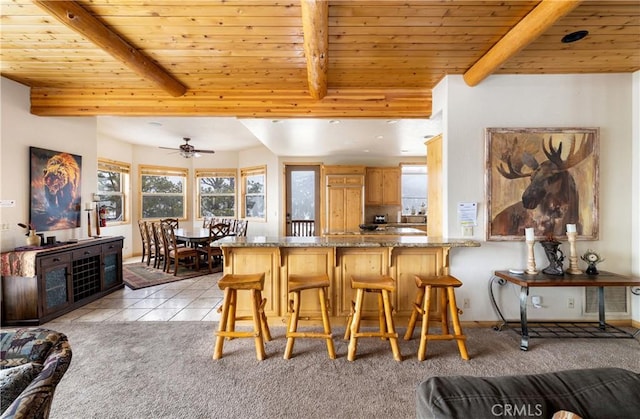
[160,137,215,158]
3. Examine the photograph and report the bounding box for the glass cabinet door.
[103,252,119,288]
[40,257,71,315]
[102,241,123,290]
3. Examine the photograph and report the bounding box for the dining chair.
[144,221,158,267]
[138,220,156,265]
[235,219,248,237]
[160,218,179,229]
[197,222,230,273]
[137,220,148,264]
[161,218,186,245]
[151,221,166,270]
[161,222,200,276]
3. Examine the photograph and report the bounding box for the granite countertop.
[328,226,426,236]
[217,236,480,248]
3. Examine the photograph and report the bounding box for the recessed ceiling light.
[401,149,409,153]
[376,135,384,140]
[561,30,589,43]
[148,121,162,127]
[363,149,370,153]
[387,120,398,125]
[329,120,340,124]
[271,119,282,124]
[423,134,434,140]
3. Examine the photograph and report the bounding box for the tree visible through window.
[196,169,236,218]
[139,165,188,219]
[97,159,130,224]
[241,166,266,220]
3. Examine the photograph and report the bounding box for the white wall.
[631,71,640,322]
[437,74,637,323]
[1,78,98,251]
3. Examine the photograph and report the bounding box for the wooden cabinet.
[1,237,124,326]
[224,247,280,318]
[323,166,365,234]
[365,167,400,205]
[426,134,442,237]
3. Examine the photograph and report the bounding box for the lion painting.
[43,153,80,213]
[30,147,82,231]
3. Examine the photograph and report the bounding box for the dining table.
[174,227,234,247]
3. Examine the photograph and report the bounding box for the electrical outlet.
[567,297,575,309]
[463,298,470,309]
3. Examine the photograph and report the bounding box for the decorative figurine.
[540,236,565,276]
[581,249,604,275]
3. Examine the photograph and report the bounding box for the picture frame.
[30,146,82,232]
[485,127,599,241]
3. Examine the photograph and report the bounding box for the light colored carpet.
[47,322,639,419]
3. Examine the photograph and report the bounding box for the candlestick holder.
[525,240,538,275]
[95,203,101,237]
[85,208,92,238]
[566,231,582,274]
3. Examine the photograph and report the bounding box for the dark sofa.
[417,367,640,419]
[0,328,72,419]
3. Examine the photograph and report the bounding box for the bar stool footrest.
[286,331,333,339]
[217,331,259,338]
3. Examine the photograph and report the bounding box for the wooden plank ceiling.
[1,0,639,118]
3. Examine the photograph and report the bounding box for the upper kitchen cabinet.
[365,167,400,206]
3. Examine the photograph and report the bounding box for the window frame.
[96,158,130,226]
[195,168,237,219]
[400,163,428,215]
[139,164,189,221]
[240,165,267,221]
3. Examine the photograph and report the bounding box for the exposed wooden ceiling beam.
[29,87,432,118]
[32,0,187,97]
[301,0,329,100]
[463,0,582,87]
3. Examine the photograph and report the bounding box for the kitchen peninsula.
[217,236,480,325]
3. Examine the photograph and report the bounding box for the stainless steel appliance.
[373,214,387,224]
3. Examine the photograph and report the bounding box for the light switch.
[0,200,16,207]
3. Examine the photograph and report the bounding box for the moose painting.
[486,128,599,241]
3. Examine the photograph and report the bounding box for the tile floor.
[47,257,224,324]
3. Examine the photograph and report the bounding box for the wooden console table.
[1,236,124,326]
[490,270,640,351]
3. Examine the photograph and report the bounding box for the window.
[196,169,236,218]
[401,164,427,215]
[241,166,266,220]
[96,159,130,224]
[139,165,188,219]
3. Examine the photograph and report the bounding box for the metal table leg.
[519,286,530,351]
[598,286,606,330]
[489,275,508,331]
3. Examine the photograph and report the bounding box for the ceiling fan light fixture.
[561,30,589,43]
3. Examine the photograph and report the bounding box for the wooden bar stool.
[346,275,402,362]
[404,274,469,361]
[213,273,272,361]
[284,274,335,359]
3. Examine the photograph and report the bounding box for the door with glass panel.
[285,165,320,236]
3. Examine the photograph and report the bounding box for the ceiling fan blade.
[193,149,215,154]
[159,146,179,150]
